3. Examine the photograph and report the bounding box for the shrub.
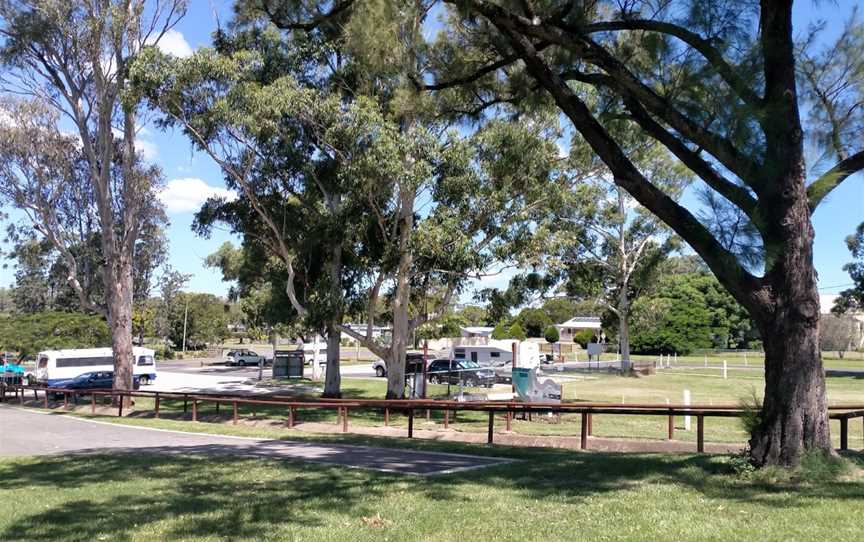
[573,329,595,348]
[491,322,510,340]
[544,326,559,343]
[507,323,527,341]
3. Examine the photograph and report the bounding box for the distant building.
[555,317,602,343]
[344,323,392,341]
[460,326,495,339]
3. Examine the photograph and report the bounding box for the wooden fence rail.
[3,383,864,453]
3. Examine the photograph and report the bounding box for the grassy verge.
[1,445,862,541]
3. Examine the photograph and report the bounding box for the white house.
[555,316,602,343]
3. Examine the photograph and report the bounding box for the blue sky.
[1,0,862,304]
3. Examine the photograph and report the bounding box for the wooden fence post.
[487,411,495,444]
[342,407,348,433]
[63,392,68,409]
[91,394,96,414]
[154,394,160,419]
[668,413,675,440]
[216,401,220,415]
[192,399,198,422]
[384,407,390,426]
[840,417,848,451]
[580,411,588,449]
[232,401,238,425]
[697,414,704,453]
[43,390,48,409]
[506,410,512,432]
[408,409,414,438]
[588,412,593,436]
[183,395,188,414]
[444,409,449,429]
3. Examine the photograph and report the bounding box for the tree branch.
[578,18,763,108]
[260,0,356,31]
[807,150,864,212]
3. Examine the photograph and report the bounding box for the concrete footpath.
[0,406,511,476]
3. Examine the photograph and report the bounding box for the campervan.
[35,347,157,385]
[449,340,541,368]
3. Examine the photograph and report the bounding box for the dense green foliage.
[630,273,754,354]
[544,325,560,344]
[514,308,552,338]
[0,312,110,358]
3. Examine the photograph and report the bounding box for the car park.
[426,358,496,388]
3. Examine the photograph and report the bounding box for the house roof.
[460,326,495,335]
[555,317,602,330]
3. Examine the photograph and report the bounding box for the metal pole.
[181,296,189,355]
[422,340,428,399]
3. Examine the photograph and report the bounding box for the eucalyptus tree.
[555,140,688,369]
[832,222,864,316]
[0,0,185,398]
[285,0,864,466]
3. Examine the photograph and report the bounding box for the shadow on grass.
[1,442,863,541]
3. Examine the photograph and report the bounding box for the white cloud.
[153,29,193,58]
[136,138,159,161]
[158,178,237,213]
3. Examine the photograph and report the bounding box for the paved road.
[158,359,382,379]
[0,406,510,476]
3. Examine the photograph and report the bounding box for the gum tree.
[0,0,185,399]
[282,0,864,465]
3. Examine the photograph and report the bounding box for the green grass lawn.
[1,444,863,542]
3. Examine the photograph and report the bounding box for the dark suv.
[427,359,496,388]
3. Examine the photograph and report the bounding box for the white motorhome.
[450,340,540,368]
[35,347,157,385]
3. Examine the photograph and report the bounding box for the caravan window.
[453,349,465,359]
[490,352,500,358]
[137,355,155,366]
[55,356,113,368]
[38,356,49,369]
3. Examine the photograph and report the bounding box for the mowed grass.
[1,446,864,542]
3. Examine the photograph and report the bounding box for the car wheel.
[465,378,475,388]
[138,375,150,386]
[375,366,385,378]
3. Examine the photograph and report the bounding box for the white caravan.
[35,347,157,385]
[450,340,540,368]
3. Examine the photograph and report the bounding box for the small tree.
[508,323,527,341]
[544,326,560,344]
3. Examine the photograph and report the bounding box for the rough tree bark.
[384,185,415,399]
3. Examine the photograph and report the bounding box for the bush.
[544,326,559,343]
[491,322,511,340]
[573,329,595,348]
[507,323,527,341]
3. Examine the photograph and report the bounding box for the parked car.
[225,349,269,366]
[47,371,139,398]
[372,353,426,378]
[426,358,496,388]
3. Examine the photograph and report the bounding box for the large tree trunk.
[106,261,135,407]
[617,287,631,373]
[323,323,342,398]
[748,166,832,466]
[322,236,343,398]
[385,184,415,399]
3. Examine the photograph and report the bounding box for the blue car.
[47,371,139,397]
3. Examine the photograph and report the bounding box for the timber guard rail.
[3,382,863,453]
